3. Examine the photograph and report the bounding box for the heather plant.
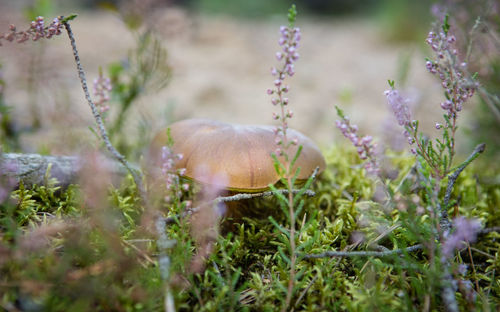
[106,31,171,156]
[331,12,496,311]
[266,5,322,311]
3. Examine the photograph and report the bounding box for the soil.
[0,7,454,155]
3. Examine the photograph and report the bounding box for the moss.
[1,145,499,310]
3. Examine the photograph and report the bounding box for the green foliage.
[2,144,497,310]
[105,31,171,158]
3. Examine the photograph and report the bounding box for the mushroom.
[149,118,326,193]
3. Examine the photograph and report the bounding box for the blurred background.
[0,0,498,160]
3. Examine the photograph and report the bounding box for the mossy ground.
[1,146,499,311]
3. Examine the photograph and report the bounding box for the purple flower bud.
[440,100,452,110]
[267,88,274,95]
[361,136,372,144]
[435,123,442,129]
[274,79,282,87]
[385,89,412,126]
[276,52,283,61]
[271,67,278,76]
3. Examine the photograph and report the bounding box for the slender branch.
[303,244,422,259]
[163,188,316,225]
[220,188,315,203]
[440,143,486,232]
[62,20,146,202]
[479,226,500,235]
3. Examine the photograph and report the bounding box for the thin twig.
[62,20,146,202]
[479,226,500,235]
[121,239,156,266]
[164,188,316,225]
[467,246,495,259]
[303,244,422,259]
[219,188,316,203]
[440,143,486,233]
[466,243,481,293]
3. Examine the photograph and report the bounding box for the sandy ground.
[0,7,452,155]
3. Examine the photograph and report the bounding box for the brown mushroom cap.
[150,119,326,192]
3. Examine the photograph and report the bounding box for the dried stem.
[62,20,146,202]
[62,19,178,311]
[302,244,423,259]
[164,188,316,225]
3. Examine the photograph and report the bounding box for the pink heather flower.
[384,88,416,148]
[161,146,188,203]
[442,216,482,259]
[0,16,63,45]
[336,116,379,175]
[384,89,412,127]
[268,23,302,153]
[425,25,478,119]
